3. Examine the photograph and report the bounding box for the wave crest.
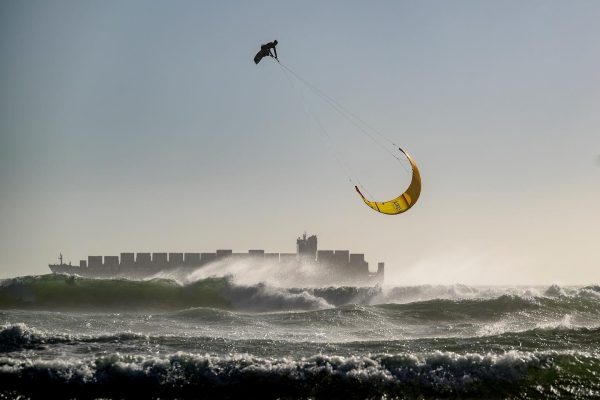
[1,350,598,398]
[1,275,599,316]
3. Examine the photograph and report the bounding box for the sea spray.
[152,256,367,288]
[1,280,600,398]
[1,275,600,315]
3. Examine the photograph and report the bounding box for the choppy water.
[1,274,600,399]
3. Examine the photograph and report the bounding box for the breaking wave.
[0,350,598,399]
[0,323,149,352]
[0,275,330,312]
[3,321,600,353]
[2,275,598,398]
[0,275,599,315]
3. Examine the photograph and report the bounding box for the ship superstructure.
[49,233,384,285]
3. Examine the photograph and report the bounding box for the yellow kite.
[355,148,421,215]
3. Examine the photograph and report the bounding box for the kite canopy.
[355,148,421,215]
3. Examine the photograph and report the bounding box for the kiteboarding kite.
[254,41,422,216]
[354,148,421,215]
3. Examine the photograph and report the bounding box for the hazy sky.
[1,0,599,284]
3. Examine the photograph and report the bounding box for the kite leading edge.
[354,148,422,215]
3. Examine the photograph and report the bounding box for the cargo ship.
[49,233,384,285]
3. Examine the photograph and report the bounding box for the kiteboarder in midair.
[254,40,278,64]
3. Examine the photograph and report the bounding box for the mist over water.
[1,264,600,398]
[153,257,352,288]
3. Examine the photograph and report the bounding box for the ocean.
[1,274,599,399]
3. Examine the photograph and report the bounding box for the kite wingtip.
[355,186,365,199]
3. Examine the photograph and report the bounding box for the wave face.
[2,274,600,312]
[2,276,600,398]
[0,275,232,311]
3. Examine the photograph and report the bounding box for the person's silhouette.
[254,40,278,64]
